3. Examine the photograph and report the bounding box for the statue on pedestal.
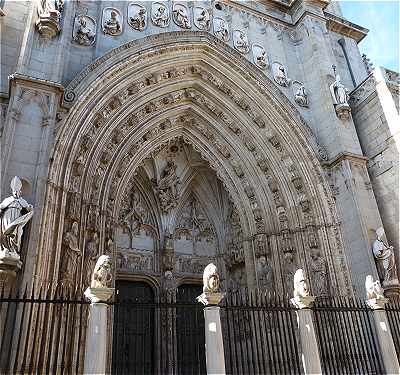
[329,70,351,120]
[0,176,34,258]
[36,0,63,38]
[372,227,399,285]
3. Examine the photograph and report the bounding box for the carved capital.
[197,292,225,306]
[0,252,22,283]
[84,287,114,303]
[290,295,316,309]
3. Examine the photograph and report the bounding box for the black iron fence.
[313,296,384,375]
[386,299,400,359]
[221,289,303,375]
[0,284,89,375]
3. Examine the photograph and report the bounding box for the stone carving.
[176,256,213,274]
[372,227,399,285]
[91,255,113,288]
[117,251,153,271]
[61,221,81,283]
[293,83,308,107]
[310,250,328,295]
[193,7,210,31]
[0,177,34,258]
[202,263,220,293]
[291,268,315,308]
[233,30,250,54]
[282,250,296,294]
[172,3,190,29]
[153,160,180,213]
[128,3,147,31]
[163,233,175,271]
[257,256,273,289]
[36,0,63,38]
[73,15,96,46]
[330,74,351,119]
[252,44,269,69]
[84,232,99,287]
[272,62,290,87]
[102,8,122,36]
[213,17,229,41]
[365,275,384,300]
[151,2,169,28]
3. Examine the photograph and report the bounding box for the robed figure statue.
[0,176,34,258]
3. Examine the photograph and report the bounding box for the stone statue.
[310,251,328,295]
[203,263,220,293]
[74,16,95,46]
[214,18,229,42]
[129,7,146,31]
[155,160,180,212]
[257,256,273,288]
[195,8,210,30]
[103,10,121,36]
[36,0,63,38]
[173,5,190,29]
[293,269,310,298]
[152,4,169,28]
[61,221,81,281]
[365,275,385,300]
[372,227,399,284]
[0,176,34,258]
[330,74,349,105]
[91,255,113,288]
[84,232,99,287]
[294,85,308,107]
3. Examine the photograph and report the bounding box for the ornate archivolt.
[38,32,352,296]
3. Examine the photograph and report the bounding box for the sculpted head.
[11,176,22,198]
[376,227,384,239]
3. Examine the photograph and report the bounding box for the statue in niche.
[128,5,147,31]
[214,18,229,42]
[310,250,328,295]
[294,85,308,107]
[84,232,99,287]
[273,63,290,87]
[61,221,81,283]
[103,9,122,36]
[154,161,180,213]
[257,256,273,289]
[91,255,113,289]
[0,176,34,258]
[372,227,399,285]
[173,4,190,29]
[152,3,169,28]
[233,30,250,54]
[73,15,96,46]
[330,74,349,106]
[163,233,175,271]
[194,7,210,30]
[282,250,296,294]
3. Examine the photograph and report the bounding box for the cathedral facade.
[0,0,399,365]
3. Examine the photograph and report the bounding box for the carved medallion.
[193,7,210,30]
[73,15,96,46]
[272,62,291,87]
[102,7,122,36]
[233,30,250,54]
[292,81,308,108]
[172,3,191,29]
[127,3,147,31]
[151,2,170,28]
[213,17,229,41]
[252,44,269,69]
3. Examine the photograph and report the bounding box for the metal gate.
[111,281,206,375]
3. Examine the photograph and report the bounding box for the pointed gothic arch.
[37,32,352,296]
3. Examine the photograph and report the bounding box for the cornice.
[324,152,368,168]
[324,11,368,43]
[8,73,65,98]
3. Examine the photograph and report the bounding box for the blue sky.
[340,1,399,72]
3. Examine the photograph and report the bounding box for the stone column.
[291,295,323,375]
[197,292,226,375]
[367,297,400,374]
[83,287,114,375]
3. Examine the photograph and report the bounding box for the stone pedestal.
[0,252,22,285]
[83,287,114,375]
[366,298,400,374]
[335,103,352,120]
[197,292,226,375]
[291,296,322,375]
